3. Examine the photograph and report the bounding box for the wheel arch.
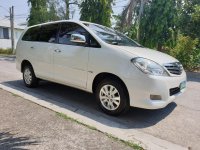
[92,72,130,102]
[21,60,33,72]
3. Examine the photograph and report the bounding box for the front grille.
[170,87,180,96]
[164,62,183,75]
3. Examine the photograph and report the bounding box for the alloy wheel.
[99,85,121,111]
[24,68,32,85]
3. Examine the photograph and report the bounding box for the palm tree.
[120,0,148,40]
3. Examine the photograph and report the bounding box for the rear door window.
[39,23,59,43]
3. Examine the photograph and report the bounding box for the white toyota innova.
[16,20,186,115]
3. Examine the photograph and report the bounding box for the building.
[0,20,25,49]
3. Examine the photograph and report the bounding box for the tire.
[95,78,130,116]
[23,64,38,88]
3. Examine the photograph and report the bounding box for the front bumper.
[124,70,187,109]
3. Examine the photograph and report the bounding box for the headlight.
[131,57,169,76]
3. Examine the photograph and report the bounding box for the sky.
[0,0,29,25]
[0,0,129,26]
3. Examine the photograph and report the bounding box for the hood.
[115,46,178,65]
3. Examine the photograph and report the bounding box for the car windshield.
[84,23,141,47]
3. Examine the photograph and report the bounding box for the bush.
[0,48,13,55]
[170,35,200,71]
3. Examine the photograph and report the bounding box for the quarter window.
[22,26,40,41]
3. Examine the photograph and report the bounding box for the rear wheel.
[23,65,38,88]
[95,79,129,116]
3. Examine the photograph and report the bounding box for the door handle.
[54,49,61,53]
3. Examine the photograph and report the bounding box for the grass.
[11,93,20,97]
[56,112,143,150]
[0,48,14,55]
[56,112,97,130]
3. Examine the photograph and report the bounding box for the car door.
[25,23,58,80]
[21,24,59,80]
[34,23,59,80]
[53,22,90,88]
[20,26,42,77]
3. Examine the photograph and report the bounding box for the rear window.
[22,26,40,41]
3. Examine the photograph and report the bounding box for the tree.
[27,0,79,26]
[58,0,79,19]
[27,0,49,26]
[80,0,114,27]
[118,0,148,36]
[170,35,200,70]
[178,0,200,40]
[116,0,178,51]
[119,0,138,30]
[138,0,177,50]
[48,0,60,21]
[191,5,200,40]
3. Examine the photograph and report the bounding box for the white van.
[16,20,186,115]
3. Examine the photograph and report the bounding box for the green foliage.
[170,35,200,70]
[80,0,113,27]
[178,0,200,39]
[27,0,49,26]
[0,48,13,55]
[191,5,200,39]
[48,0,60,21]
[113,14,135,37]
[27,0,79,26]
[139,0,177,50]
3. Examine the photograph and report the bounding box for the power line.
[14,17,27,20]
[0,5,9,13]
[0,17,9,21]
[15,13,27,16]
[15,16,27,18]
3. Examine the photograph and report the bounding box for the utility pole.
[9,6,14,54]
[71,9,76,19]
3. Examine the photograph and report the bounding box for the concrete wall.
[0,39,12,49]
[0,28,24,49]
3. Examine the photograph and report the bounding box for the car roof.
[26,20,98,29]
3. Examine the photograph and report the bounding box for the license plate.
[180,81,186,90]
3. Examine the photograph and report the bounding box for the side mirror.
[70,34,86,44]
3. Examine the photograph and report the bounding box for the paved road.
[0,89,133,150]
[0,57,200,149]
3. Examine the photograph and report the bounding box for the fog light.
[150,95,162,100]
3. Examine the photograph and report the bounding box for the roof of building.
[0,20,25,30]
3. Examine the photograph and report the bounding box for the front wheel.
[23,65,38,88]
[95,79,130,116]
